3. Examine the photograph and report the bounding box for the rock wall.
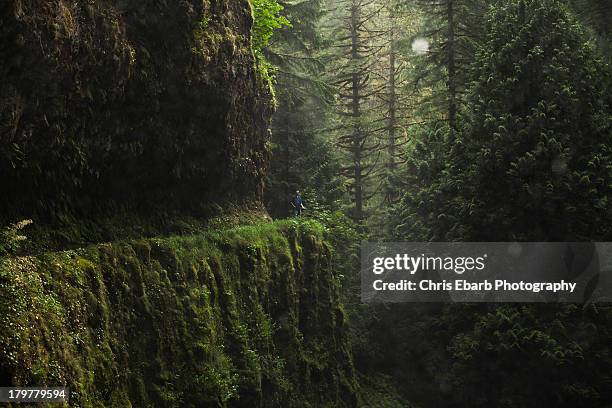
[0,0,271,219]
[0,220,359,407]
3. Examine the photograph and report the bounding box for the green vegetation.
[0,220,32,257]
[393,0,612,242]
[263,0,612,406]
[1,0,612,406]
[251,0,291,54]
[0,220,358,407]
[251,0,291,82]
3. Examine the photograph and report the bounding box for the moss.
[0,220,358,407]
[1,0,272,219]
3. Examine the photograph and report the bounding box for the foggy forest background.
[262,0,612,406]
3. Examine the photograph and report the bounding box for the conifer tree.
[411,0,489,134]
[264,0,346,217]
[326,0,387,223]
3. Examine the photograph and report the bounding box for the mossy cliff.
[0,220,358,407]
[0,0,271,219]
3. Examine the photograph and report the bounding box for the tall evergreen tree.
[397,0,612,241]
[374,4,612,408]
[326,0,386,223]
[264,0,347,217]
[379,1,413,206]
[411,0,490,134]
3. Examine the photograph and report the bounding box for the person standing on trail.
[291,190,306,216]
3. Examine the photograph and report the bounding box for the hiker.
[291,190,306,216]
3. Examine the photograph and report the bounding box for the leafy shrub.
[251,0,290,81]
[0,220,32,257]
[251,0,290,53]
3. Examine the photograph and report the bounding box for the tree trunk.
[447,0,457,138]
[350,0,364,222]
[386,21,397,204]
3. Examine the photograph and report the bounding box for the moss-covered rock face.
[0,220,358,407]
[0,0,272,219]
